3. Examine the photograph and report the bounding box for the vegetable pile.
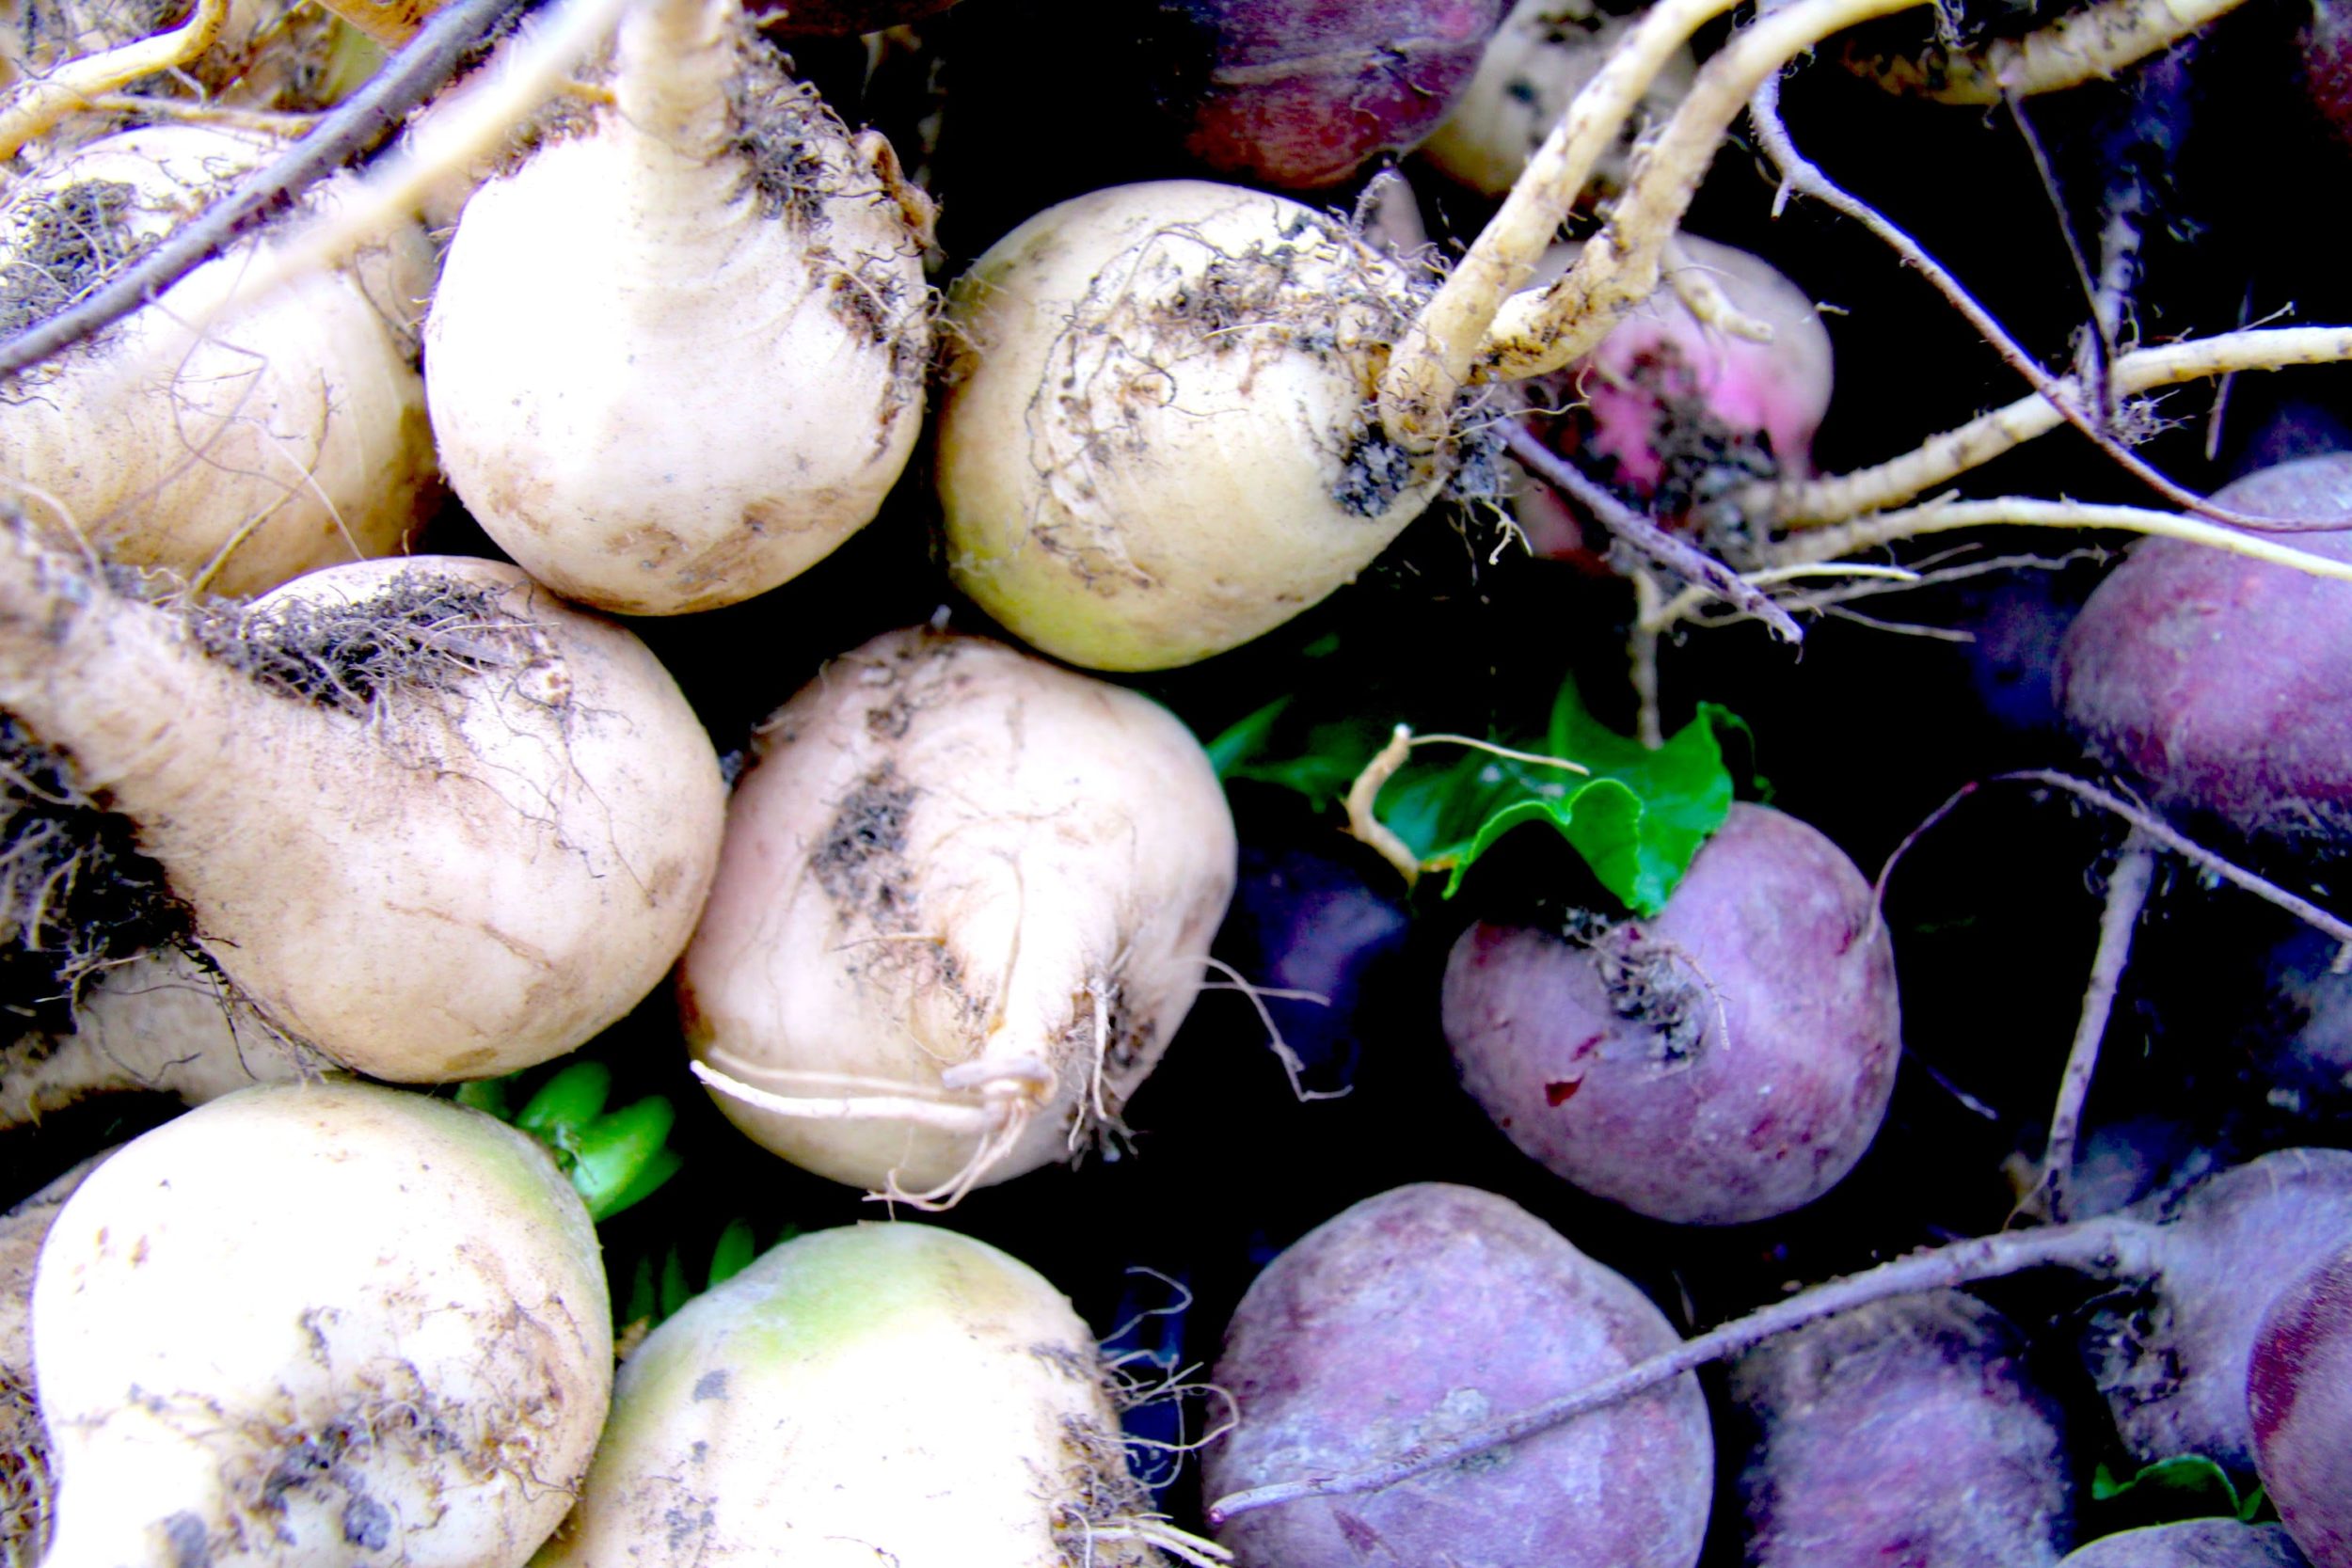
[6,0,2352,1562]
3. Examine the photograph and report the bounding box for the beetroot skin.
[1204,1182,1711,1568]
[1731,1291,2076,1568]
[1163,0,1511,189]
[2058,1521,2311,1567]
[1440,802,1901,1225]
[2249,1239,2352,1568]
[2056,453,2352,847]
[2086,1147,2352,1474]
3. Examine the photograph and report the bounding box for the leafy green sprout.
[1209,670,1753,917]
[621,1217,785,1334]
[2089,1454,2274,1529]
[455,1060,684,1221]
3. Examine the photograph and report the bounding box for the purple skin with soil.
[2057,453,2352,847]
[2250,1240,2352,1568]
[1164,0,1510,189]
[1440,802,1901,1226]
[2085,1147,2352,1475]
[1730,1291,2076,1568]
[1203,1182,1711,1568]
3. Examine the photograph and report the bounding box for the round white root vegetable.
[0,948,326,1129]
[1,124,438,598]
[0,528,727,1081]
[422,0,932,616]
[1421,0,1696,199]
[0,1153,105,1568]
[533,1222,1194,1568]
[934,178,1452,672]
[678,626,1237,1205]
[30,1080,612,1568]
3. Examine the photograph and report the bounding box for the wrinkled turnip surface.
[1204,1182,1711,1568]
[1443,802,1901,1224]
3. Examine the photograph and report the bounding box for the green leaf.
[709,1220,758,1288]
[453,1078,512,1119]
[1213,673,1743,917]
[516,1061,612,1136]
[623,1254,658,1328]
[658,1246,694,1321]
[1205,696,1292,779]
[569,1098,680,1221]
[1375,697,1738,915]
[2090,1455,2254,1524]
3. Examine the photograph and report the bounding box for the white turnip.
[532,1221,1196,1567]
[0,526,726,1082]
[422,0,932,615]
[934,178,1449,672]
[678,625,1236,1203]
[30,1080,612,1568]
[0,948,322,1129]
[1421,0,1695,198]
[1,124,437,597]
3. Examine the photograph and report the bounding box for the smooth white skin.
[1,125,438,598]
[32,1081,612,1568]
[0,947,326,1128]
[423,0,929,616]
[0,535,727,1081]
[935,179,1449,673]
[677,626,1237,1202]
[531,1224,1156,1568]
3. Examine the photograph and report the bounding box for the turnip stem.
[1470,0,1931,388]
[1760,326,2352,529]
[0,0,229,161]
[1377,0,1740,451]
[0,0,531,381]
[2019,831,2157,1225]
[1848,0,2249,103]
[615,0,734,160]
[0,531,251,825]
[1206,1217,2165,1523]
[1762,498,2352,588]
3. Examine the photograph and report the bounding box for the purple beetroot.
[1440,801,1901,1225]
[1730,1291,2076,1567]
[2249,1237,2352,1567]
[1203,1182,1711,1568]
[2057,453,2352,847]
[1153,0,1511,189]
[2060,1521,2312,1567]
